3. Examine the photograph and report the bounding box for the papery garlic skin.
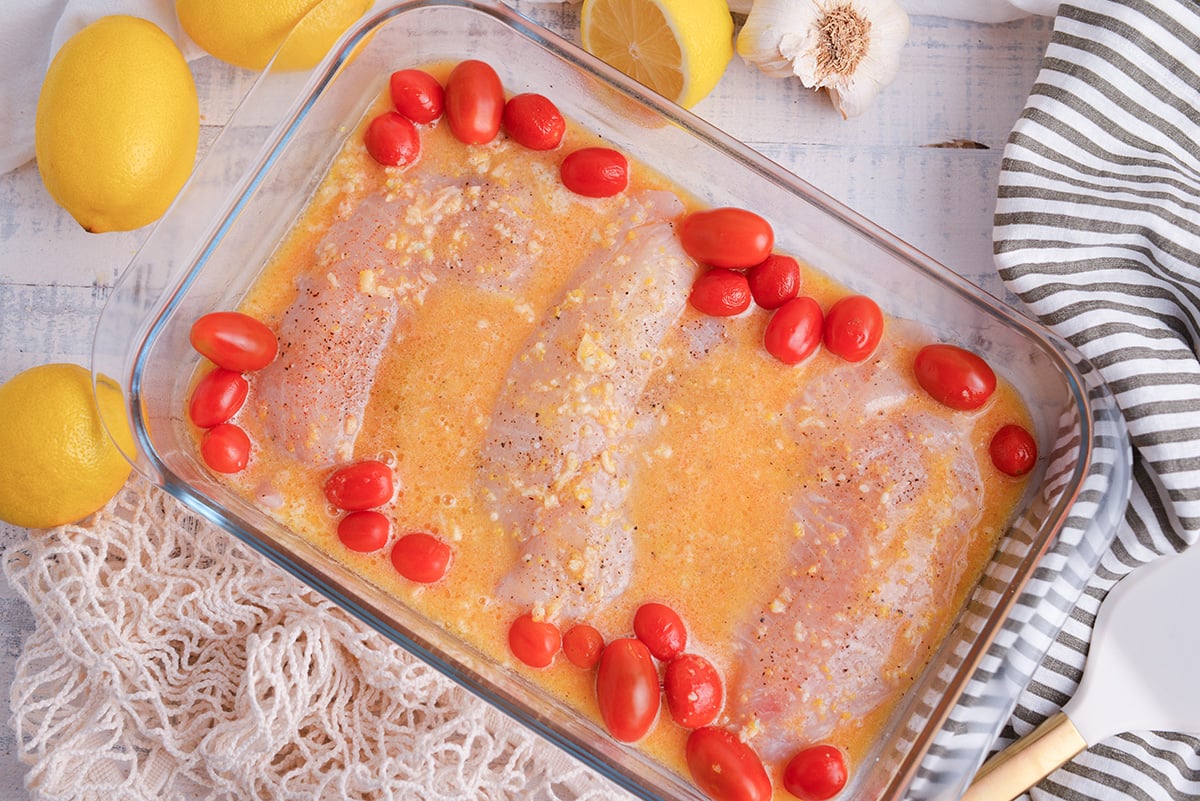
[737,0,910,118]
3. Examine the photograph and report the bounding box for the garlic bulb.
[737,0,910,118]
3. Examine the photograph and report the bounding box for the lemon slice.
[580,0,734,108]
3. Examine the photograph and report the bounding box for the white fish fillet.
[256,175,551,466]
[480,191,694,620]
[727,355,984,759]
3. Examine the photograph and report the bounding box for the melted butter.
[222,77,1033,797]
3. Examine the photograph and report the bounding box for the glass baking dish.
[93,2,1132,799]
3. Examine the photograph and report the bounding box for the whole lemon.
[35,15,199,234]
[0,364,136,529]
[176,0,373,72]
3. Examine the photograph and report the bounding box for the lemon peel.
[176,0,372,72]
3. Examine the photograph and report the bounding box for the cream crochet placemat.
[3,478,620,801]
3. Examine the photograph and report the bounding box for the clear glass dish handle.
[90,10,346,476]
[910,351,1132,801]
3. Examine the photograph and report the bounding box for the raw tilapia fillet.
[479,190,696,619]
[255,172,553,466]
[727,355,984,759]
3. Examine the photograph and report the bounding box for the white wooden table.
[0,5,1054,796]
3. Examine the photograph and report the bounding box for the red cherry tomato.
[746,254,800,310]
[764,296,823,365]
[595,638,660,742]
[502,92,566,150]
[989,423,1038,476]
[200,423,251,473]
[189,311,278,372]
[562,623,605,669]
[783,744,849,801]
[664,653,723,729]
[823,295,884,362]
[390,531,451,583]
[444,59,504,144]
[323,460,394,511]
[913,344,997,411]
[633,601,687,661]
[689,269,752,317]
[508,612,561,668]
[188,367,248,429]
[389,68,444,123]
[560,147,629,198]
[685,727,772,801]
[337,510,390,553]
[364,111,420,167]
[679,208,774,269]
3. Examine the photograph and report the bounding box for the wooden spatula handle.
[959,712,1088,801]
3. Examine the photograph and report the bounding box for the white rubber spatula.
[961,542,1200,801]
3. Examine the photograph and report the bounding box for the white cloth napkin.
[0,1,67,174]
[991,1,1200,798]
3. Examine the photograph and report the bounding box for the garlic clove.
[737,0,911,118]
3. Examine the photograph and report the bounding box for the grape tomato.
[508,612,561,668]
[189,311,278,372]
[633,601,687,661]
[323,460,394,511]
[188,367,248,429]
[200,423,251,474]
[595,638,660,742]
[746,254,800,310]
[989,423,1038,476]
[444,59,504,144]
[337,510,390,553]
[679,208,774,269]
[665,653,723,729]
[913,344,997,411]
[364,111,420,167]
[562,623,605,669]
[690,268,752,317]
[390,531,451,583]
[764,296,823,365]
[502,93,566,151]
[560,147,628,197]
[685,727,772,801]
[389,68,443,123]
[783,744,849,801]
[823,295,884,362]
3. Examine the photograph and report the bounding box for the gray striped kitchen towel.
[992,0,1200,799]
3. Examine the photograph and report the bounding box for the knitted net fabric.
[4,479,621,801]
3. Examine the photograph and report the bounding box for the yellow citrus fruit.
[176,0,373,72]
[35,15,199,234]
[0,364,136,529]
[580,0,734,108]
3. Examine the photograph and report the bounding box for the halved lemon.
[580,0,734,108]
